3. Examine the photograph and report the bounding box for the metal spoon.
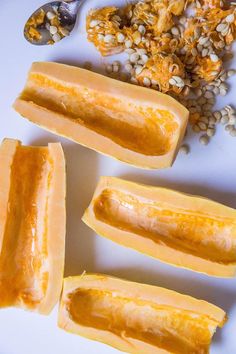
[24,0,83,45]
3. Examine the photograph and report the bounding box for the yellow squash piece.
[82,177,236,277]
[58,274,226,354]
[0,138,66,314]
[13,62,189,169]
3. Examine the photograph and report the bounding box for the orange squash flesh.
[0,138,66,314]
[13,62,189,169]
[58,274,226,354]
[82,177,236,277]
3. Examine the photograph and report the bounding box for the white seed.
[46,11,56,20]
[52,33,61,42]
[135,65,143,75]
[220,108,228,116]
[138,25,146,34]
[225,14,235,23]
[130,53,139,63]
[213,111,222,120]
[179,144,190,154]
[125,48,135,54]
[97,34,104,41]
[219,88,227,96]
[213,87,220,95]
[125,63,133,73]
[151,79,158,86]
[207,128,215,137]
[216,23,228,32]
[229,115,236,124]
[45,22,50,31]
[171,27,179,36]
[202,48,208,57]
[199,36,209,45]
[199,135,210,145]
[50,25,58,35]
[117,32,125,43]
[225,124,234,132]
[143,77,151,87]
[104,34,114,43]
[90,20,101,28]
[227,69,236,77]
[193,124,200,133]
[172,76,185,88]
[112,65,120,73]
[141,54,149,63]
[125,39,133,48]
[136,48,147,55]
[60,27,70,37]
[169,77,177,86]
[191,48,198,56]
[220,116,229,124]
[130,77,138,84]
[204,91,214,99]
[198,122,207,130]
[230,129,236,137]
[210,54,219,62]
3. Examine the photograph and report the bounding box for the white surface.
[1,1,236,353]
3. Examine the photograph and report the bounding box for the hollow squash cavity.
[67,288,217,354]
[93,189,236,264]
[21,73,178,156]
[0,146,51,309]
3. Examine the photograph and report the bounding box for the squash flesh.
[94,188,236,264]
[69,288,216,353]
[59,275,226,354]
[21,73,177,156]
[82,177,236,276]
[0,139,66,313]
[13,62,189,169]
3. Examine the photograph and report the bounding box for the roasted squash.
[0,138,66,314]
[13,62,189,169]
[82,177,236,277]
[58,274,226,354]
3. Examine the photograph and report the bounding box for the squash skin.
[0,138,66,314]
[82,177,236,277]
[13,62,189,169]
[58,274,226,354]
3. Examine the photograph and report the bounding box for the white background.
[0,1,236,353]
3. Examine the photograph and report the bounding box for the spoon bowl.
[24,0,83,45]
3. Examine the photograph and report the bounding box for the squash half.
[58,274,226,354]
[13,62,189,169]
[82,177,236,277]
[0,138,66,314]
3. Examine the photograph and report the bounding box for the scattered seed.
[117,32,125,43]
[125,39,133,48]
[171,27,180,36]
[199,134,210,145]
[216,23,228,33]
[227,69,236,77]
[141,54,149,63]
[143,77,151,87]
[135,65,143,75]
[50,25,58,35]
[213,111,222,120]
[225,14,235,23]
[225,124,234,132]
[104,34,114,43]
[193,124,201,133]
[179,144,190,154]
[130,52,139,63]
[207,128,215,137]
[125,63,133,73]
[230,129,236,137]
[210,54,219,62]
[220,116,229,124]
[202,48,208,57]
[46,11,56,20]
[213,87,220,95]
[90,20,101,28]
[52,33,61,42]
[138,25,146,35]
[229,115,236,124]
[198,122,207,130]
